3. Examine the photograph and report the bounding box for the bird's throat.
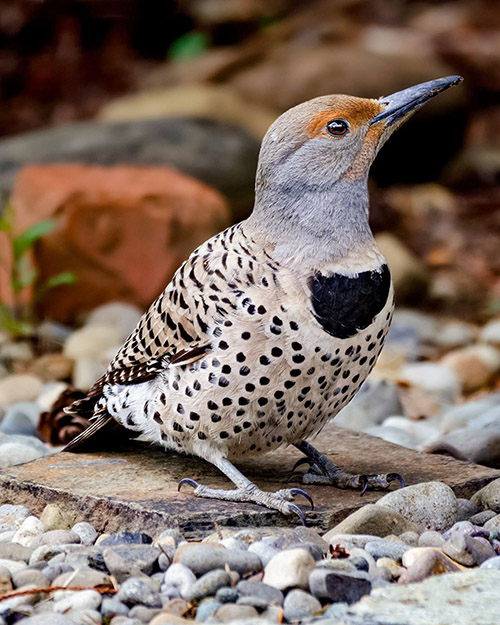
[248,177,380,271]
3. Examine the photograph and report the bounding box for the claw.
[387,473,405,489]
[288,458,311,481]
[287,472,306,483]
[359,475,369,496]
[289,488,314,510]
[288,503,307,526]
[178,477,199,492]
[291,457,311,473]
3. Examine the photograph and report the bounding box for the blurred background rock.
[0,0,499,460]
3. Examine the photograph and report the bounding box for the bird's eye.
[326,119,350,137]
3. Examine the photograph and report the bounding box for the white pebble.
[54,589,102,613]
[12,515,44,546]
[71,522,98,546]
[263,548,315,591]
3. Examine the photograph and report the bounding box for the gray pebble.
[0,558,26,575]
[349,555,370,572]
[236,580,284,606]
[456,498,481,521]
[160,585,181,602]
[285,541,324,560]
[443,533,495,566]
[0,504,31,521]
[236,596,270,610]
[128,606,161,623]
[418,531,445,548]
[220,537,246,551]
[196,598,222,622]
[110,618,142,625]
[157,529,185,548]
[0,403,40,436]
[364,540,410,561]
[116,577,161,608]
[183,568,230,602]
[177,545,262,576]
[484,514,500,533]
[65,609,102,625]
[309,568,372,604]
[468,510,497,526]
[480,555,500,570]
[0,542,33,562]
[31,530,80,549]
[316,558,357,573]
[29,545,65,566]
[63,546,106,572]
[215,603,258,621]
[163,562,196,597]
[103,545,160,583]
[247,541,279,567]
[215,586,239,603]
[283,589,322,622]
[99,532,152,547]
[101,598,130,618]
[71,523,97,547]
[12,569,49,588]
[442,520,489,541]
[10,615,77,625]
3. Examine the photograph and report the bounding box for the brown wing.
[64,225,246,451]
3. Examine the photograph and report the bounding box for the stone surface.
[471,477,500,512]
[9,164,230,323]
[338,569,500,624]
[425,425,500,468]
[377,481,458,531]
[0,116,259,218]
[324,504,419,539]
[441,345,500,392]
[442,533,495,566]
[0,426,497,540]
[0,375,43,407]
[99,85,277,140]
[400,547,464,584]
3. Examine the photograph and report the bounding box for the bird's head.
[256,76,463,191]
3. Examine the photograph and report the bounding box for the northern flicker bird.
[65,76,463,522]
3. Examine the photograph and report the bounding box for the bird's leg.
[293,440,404,493]
[178,456,313,524]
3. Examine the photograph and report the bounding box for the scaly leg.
[293,440,404,493]
[178,456,313,524]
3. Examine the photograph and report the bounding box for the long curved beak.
[370,75,463,127]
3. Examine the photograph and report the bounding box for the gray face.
[255,94,389,193]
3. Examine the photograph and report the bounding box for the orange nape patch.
[306,96,384,138]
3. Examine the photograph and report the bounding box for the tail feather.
[63,377,138,452]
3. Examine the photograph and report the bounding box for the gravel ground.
[1,479,500,625]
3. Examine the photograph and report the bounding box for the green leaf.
[169,31,208,61]
[13,220,55,262]
[37,271,76,297]
[0,303,32,336]
[0,216,10,232]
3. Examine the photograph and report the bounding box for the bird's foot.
[292,441,404,494]
[178,478,313,524]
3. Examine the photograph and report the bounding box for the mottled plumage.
[65,76,462,520]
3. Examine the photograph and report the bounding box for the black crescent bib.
[309,264,391,339]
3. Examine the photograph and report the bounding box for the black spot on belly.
[309,264,390,339]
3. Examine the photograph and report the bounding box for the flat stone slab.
[1,424,499,539]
